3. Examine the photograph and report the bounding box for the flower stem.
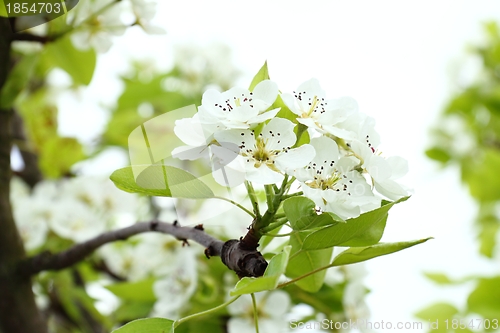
[213,196,255,218]
[245,181,261,218]
[281,191,303,200]
[260,217,288,234]
[251,293,260,333]
[264,184,275,212]
[173,295,241,328]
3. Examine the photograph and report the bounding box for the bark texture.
[0,17,48,333]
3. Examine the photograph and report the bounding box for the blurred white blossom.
[152,249,198,318]
[69,0,127,52]
[227,291,291,333]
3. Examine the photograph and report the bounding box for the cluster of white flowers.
[68,0,164,53]
[10,176,147,250]
[173,78,408,219]
[163,43,241,95]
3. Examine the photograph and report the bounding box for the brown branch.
[18,219,268,279]
[18,220,225,276]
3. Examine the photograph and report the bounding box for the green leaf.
[415,303,459,333]
[283,196,344,231]
[0,0,7,17]
[424,272,456,285]
[114,301,155,323]
[463,149,500,202]
[248,61,269,91]
[111,318,175,333]
[425,147,451,164]
[274,94,297,123]
[331,238,432,266]
[230,246,291,296]
[42,35,96,85]
[467,276,500,318]
[286,231,333,292]
[0,53,39,109]
[39,136,85,178]
[105,278,156,302]
[302,197,409,250]
[110,165,214,199]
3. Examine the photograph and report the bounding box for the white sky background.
[52,0,500,330]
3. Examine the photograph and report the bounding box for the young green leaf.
[331,238,432,266]
[283,196,344,231]
[230,246,291,296]
[111,318,175,333]
[302,196,409,250]
[41,35,96,85]
[110,165,214,199]
[248,61,270,91]
[0,53,39,109]
[105,278,157,302]
[285,231,333,292]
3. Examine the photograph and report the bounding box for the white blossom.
[49,199,106,242]
[152,249,198,318]
[296,137,380,219]
[213,117,315,185]
[348,116,409,201]
[227,291,291,333]
[198,80,280,130]
[281,78,358,139]
[69,0,127,53]
[129,0,165,34]
[13,198,50,251]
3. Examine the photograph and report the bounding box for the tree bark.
[0,17,48,333]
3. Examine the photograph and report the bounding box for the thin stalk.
[281,191,303,200]
[251,293,260,333]
[245,181,261,218]
[213,196,255,218]
[264,184,275,212]
[260,217,288,234]
[174,295,241,328]
[264,231,296,237]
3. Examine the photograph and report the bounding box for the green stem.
[264,231,296,237]
[260,217,288,234]
[213,196,255,218]
[245,181,261,218]
[173,295,241,328]
[251,293,260,333]
[264,184,275,212]
[281,191,303,200]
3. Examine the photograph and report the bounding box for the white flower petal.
[245,164,284,184]
[275,144,315,171]
[260,117,296,150]
[252,80,279,106]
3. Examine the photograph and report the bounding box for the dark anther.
[194,224,204,231]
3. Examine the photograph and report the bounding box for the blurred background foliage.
[420,22,500,332]
[1,1,372,332]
